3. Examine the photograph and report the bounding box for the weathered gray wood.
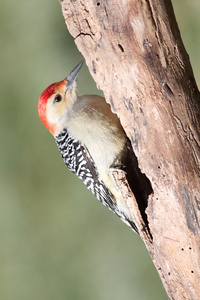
[59,0,200,298]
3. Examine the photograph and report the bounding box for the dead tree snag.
[59,0,200,299]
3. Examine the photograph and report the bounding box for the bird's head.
[38,61,83,136]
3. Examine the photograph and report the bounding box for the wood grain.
[59,0,200,298]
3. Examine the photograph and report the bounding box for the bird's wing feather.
[55,129,117,210]
[55,129,137,231]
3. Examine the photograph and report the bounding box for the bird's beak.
[66,61,83,91]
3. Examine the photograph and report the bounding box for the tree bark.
[59,0,200,299]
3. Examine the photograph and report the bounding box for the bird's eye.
[54,94,62,103]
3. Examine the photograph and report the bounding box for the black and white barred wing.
[55,129,138,232]
[55,129,117,212]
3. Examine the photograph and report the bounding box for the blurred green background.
[0,1,199,299]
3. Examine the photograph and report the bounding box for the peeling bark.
[59,0,200,299]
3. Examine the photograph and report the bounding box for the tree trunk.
[59,0,200,299]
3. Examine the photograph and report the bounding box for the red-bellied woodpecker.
[38,61,141,232]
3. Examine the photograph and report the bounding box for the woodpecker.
[38,61,140,232]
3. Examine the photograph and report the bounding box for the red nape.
[38,80,66,135]
[38,83,56,135]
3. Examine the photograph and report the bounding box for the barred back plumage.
[55,128,135,228]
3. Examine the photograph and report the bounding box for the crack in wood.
[75,32,93,40]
